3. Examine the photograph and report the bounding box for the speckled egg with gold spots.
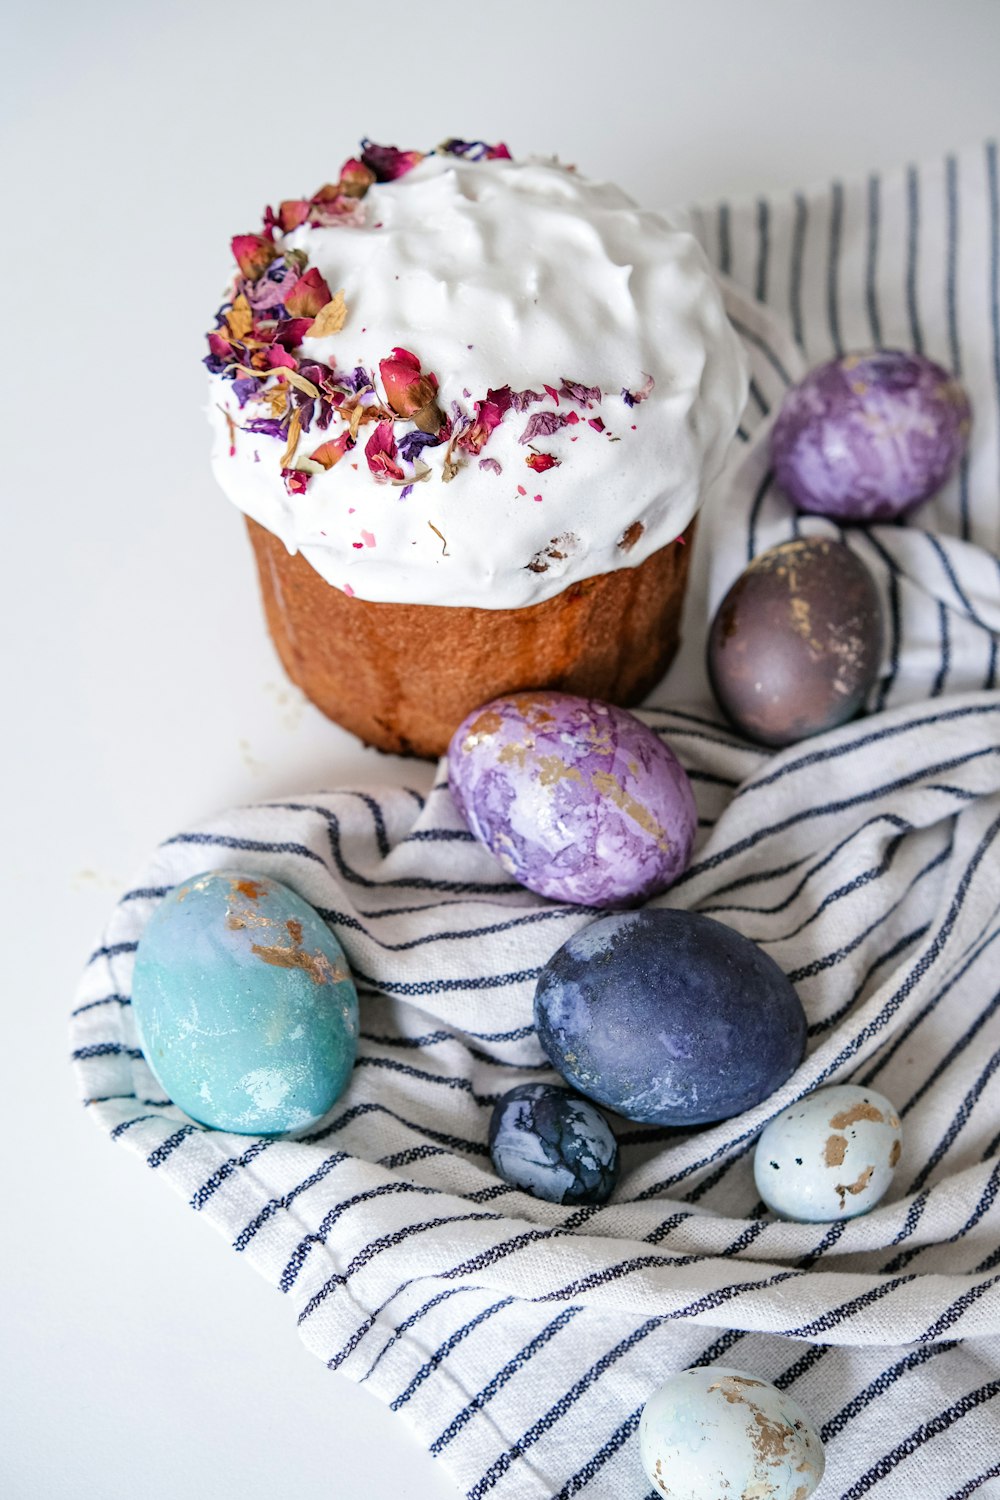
[754,1084,902,1222]
[131,870,358,1135]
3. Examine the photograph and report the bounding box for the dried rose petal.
[310,434,351,469]
[509,388,543,413]
[282,468,309,496]
[232,233,277,281]
[271,318,314,351]
[365,421,405,482]
[438,138,513,162]
[520,411,568,444]
[337,158,376,198]
[380,347,440,421]
[622,373,655,407]
[457,397,506,454]
[361,139,424,181]
[479,457,503,474]
[561,378,602,407]
[277,200,310,233]
[526,451,560,472]
[284,268,333,317]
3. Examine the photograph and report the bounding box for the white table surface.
[3,3,999,1495]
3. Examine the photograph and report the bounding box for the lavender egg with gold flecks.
[131,870,358,1136]
[772,350,971,521]
[447,692,697,906]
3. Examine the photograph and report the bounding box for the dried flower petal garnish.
[231,234,277,281]
[622,372,655,406]
[310,434,351,469]
[561,378,601,407]
[361,139,424,182]
[282,468,309,496]
[380,347,442,428]
[225,294,254,342]
[284,268,333,317]
[520,411,569,444]
[428,521,449,555]
[364,421,405,483]
[310,289,348,337]
[337,158,376,198]
[279,408,302,469]
[438,138,512,161]
[526,532,578,573]
[457,389,509,455]
[207,138,660,510]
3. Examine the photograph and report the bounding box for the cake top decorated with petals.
[205,139,747,608]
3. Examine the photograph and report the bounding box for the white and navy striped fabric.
[72,143,1000,1498]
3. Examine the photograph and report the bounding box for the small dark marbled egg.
[771,350,971,521]
[488,1083,619,1205]
[708,537,883,747]
[534,910,807,1127]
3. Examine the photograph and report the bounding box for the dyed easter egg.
[639,1366,824,1500]
[488,1083,619,1205]
[132,870,359,1135]
[771,350,971,521]
[708,537,882,747]
[447,692,696,907]
[754,1084,902,1222]
[534,910,807,1126]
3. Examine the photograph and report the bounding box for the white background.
[3,3,999,1496]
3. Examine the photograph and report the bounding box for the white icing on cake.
[207,154,748,608]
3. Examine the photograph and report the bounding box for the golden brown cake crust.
[246,516,695,759]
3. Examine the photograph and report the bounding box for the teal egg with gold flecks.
[131,870,358,1135]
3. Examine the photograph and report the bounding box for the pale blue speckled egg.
[447,692,697,907]
[754,1084,902,1222]
[639,1367,824,1500]
[131,870,359,1135]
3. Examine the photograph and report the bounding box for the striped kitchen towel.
[71,142,1000,1499]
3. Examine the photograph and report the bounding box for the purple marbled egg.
[771,350,971,521]
[447,692,696,906]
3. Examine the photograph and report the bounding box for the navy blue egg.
[534,910,807,1126]
[488,1083,619,1205]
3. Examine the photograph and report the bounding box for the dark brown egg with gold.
[707,538,883,747]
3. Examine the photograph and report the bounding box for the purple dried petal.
[479,457,503,474]
[509,388,543,413]
[295,396,315,433]
[398,428,443,463]
[439,139,512,162]
[561,378,602,406]
[243,417,288,438]
[232,376,261,407]
[520,411,568,444]
[622,373,655,406]
[399,483,414,500]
